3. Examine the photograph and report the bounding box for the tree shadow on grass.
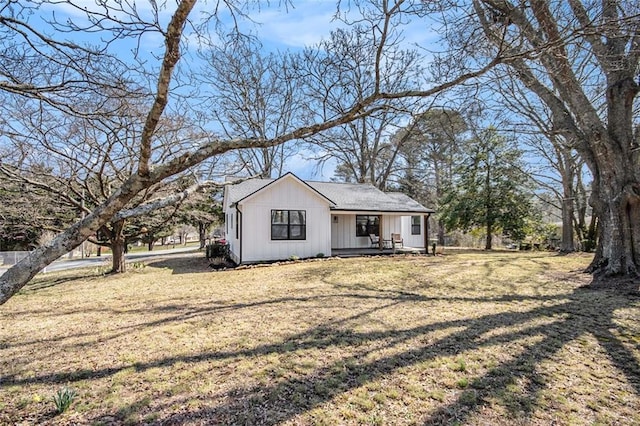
[113,286,640,424]
[248,297,634,423]
[18,272,105,295]
[3,279,640,424]
[145,255,212,274]
[157,286,639,424]
[0,290,421,356]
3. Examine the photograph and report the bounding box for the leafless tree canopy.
[12,0,636,304]
[198,32,304,178]
[0,0,503,304]
[473,0,640,277]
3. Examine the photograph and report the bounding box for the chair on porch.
[369,234,380,248]
[391,233,403,248]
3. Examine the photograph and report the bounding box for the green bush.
[53,387,76,414]
[316,253,325,258]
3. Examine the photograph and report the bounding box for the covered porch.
[329,211,431,252]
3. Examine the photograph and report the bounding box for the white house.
[222,172,434,264]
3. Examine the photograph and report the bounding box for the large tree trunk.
[586,74,640,278]
[557,147,576,252]
[573,164,589,251]
[110,220,127,273]
[587,172,640,277]
[199,223,206,249]
[437,220,446,246]
[111,241,127,273]
[560,198,575,252]
[584,215,598,252]
[434,161,446,246]
[485,220,493,250]
[560,186,575,253]
[587,78,639,274]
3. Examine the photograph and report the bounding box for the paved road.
[0,246,201,276]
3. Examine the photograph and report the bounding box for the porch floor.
[331,246,426,258]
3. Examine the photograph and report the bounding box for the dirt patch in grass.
[1,251,639,425]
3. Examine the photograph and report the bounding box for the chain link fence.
[0,251,31,267]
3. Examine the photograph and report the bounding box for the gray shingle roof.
[307,182,433,213]
[226,175,434,213]
[385,192,433,212]
[226,178,274,205]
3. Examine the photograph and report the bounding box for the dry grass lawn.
[1,251,640,425]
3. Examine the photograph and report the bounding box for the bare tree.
[462,0,640,279]
[0,88,203,273]
[301,20,423,189]
[198,32,303,178]
[485,69,594,252]
[0,0,501,304]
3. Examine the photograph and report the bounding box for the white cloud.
[43,0,173,23]
[247,1,346,48]
[252,2,441,51]
[285,150,336,181]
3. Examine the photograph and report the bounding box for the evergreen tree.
[440,128,532,249]
[177,189,223,249]
[396,109,468,244]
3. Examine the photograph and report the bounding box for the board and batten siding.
[238,177,331,263]
[400,215,425,248]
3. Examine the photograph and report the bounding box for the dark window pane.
[271,210,288,225]
[411,216,421,235]
[356,215,379,237]
[290,225,306,239]
[271,210,306,240]
[356,216,369,237]
[271,225,289,239]
[291,210,305,225]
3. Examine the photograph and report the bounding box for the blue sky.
[38,1,353,56]
[239,1,348,49]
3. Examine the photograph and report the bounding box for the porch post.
[379,215,383,250]
[424,213,430,254]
